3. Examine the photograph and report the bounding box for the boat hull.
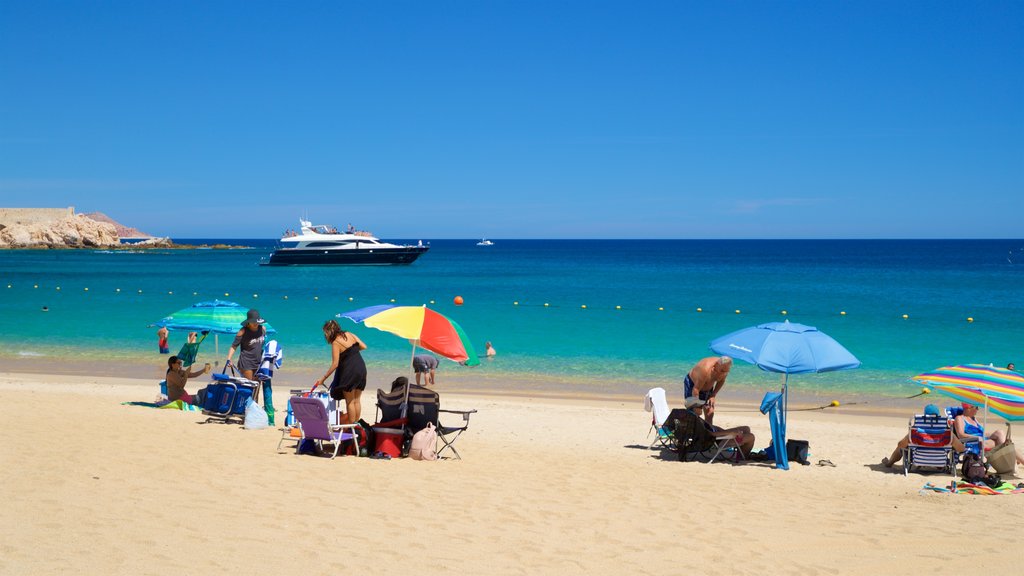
[260,246,429,266]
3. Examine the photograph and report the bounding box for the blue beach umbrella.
[710,320,860,469]
[152,300,275,358]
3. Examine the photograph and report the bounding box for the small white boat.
[477,239,494,246]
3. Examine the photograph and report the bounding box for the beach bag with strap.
[409,422,438,461]
[961,451,987,483]
[987,425,1017,475]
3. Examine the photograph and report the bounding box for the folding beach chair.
[176,331,209,368]
[381,381,476,459]
[672,408,745,464]
[436,405,477,460]
[902,414,954,476]
[644,387,674,449]
[280,397,360,459]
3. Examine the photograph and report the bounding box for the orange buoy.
[454,295,464,306]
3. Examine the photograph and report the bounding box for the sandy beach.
[1,368,1021,576]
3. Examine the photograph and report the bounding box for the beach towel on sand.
[122,400,201,411]
[921,481,1024,495]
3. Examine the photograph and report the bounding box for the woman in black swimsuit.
[314,319,368,424]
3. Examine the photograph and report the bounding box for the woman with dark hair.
[314,319,368,424]
[165,355,211,403]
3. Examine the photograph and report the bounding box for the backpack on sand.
[409,422,438,461]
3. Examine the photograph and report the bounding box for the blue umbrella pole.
[782,372,789,430]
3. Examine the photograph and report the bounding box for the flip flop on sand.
[817,459,836,467]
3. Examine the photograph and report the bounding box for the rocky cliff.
[82,212,154,238]
[0,214,120,248]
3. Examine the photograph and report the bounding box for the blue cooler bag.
[203,382,255,415]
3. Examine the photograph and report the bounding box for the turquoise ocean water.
[1,239,1021,398]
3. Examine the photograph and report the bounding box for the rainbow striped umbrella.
[913,364,1024,422]
[338,304,479,366]
[924,384,1024,422]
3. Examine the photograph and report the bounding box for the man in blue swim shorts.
[684,356,732,426]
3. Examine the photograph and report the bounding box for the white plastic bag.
[244,398,269,429]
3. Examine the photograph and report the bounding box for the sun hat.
[242,309,265,326]
[924,404,941,417]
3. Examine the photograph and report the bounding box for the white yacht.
[476,239,494,246]
[261,219,429,266]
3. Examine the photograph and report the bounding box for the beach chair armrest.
[960,435,982,444]
[440,408,477,423]
[374,417,407,429]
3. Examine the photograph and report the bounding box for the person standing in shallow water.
[157,326,170,354]
[412,353,439,386]
[315,319,368,425]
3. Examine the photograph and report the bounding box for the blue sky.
[1,1,1021,239]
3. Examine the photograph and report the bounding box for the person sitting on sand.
[684,356,732,426]
[165,355,211,404]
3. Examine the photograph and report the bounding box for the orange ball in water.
[454,296,464,306]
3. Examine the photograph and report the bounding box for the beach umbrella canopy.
[153,300,276,335]
[921,384,1024,422]
[338,304,479,366]
[912,364,1024,422]
[709,320,861,375]
[153,300,275,360]
[912,364,1024,401]
[710,320,860,470]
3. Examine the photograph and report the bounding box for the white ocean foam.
[17,350,45,357]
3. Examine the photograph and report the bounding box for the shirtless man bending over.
[684,356,732,426]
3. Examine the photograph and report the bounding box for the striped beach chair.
[902,414,954,476]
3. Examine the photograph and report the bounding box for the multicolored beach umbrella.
[338,304,479,366]
[921,384,1024,422]
[912,364,1024,401]
[912,364,1024,422]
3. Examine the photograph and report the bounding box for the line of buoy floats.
[720,388,933,414]
[2,283,983,321]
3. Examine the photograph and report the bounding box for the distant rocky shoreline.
[0,208,249,249]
